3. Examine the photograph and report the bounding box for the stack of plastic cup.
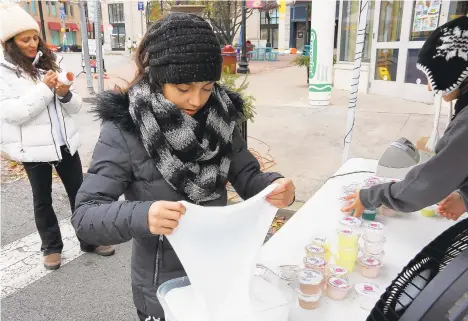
[361,221,386,261]
[335,228,359,272]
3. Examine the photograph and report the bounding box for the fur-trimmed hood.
[92,86,245,133]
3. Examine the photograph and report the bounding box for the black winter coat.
[72,89,282,317]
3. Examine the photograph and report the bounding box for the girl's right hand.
[148,201,186,235]
[43,70,58,89]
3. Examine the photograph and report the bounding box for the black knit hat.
[144,13,222,85]
[417,16,468,95]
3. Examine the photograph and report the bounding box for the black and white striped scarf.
[128,77,238,203]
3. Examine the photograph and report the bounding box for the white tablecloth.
[259,158,459,320]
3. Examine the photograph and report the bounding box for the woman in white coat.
[0,3,114,270]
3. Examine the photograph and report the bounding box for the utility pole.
[79,1,95,95]
[94,0,104,93]
[37,1,47,41]
[237,0,249,74]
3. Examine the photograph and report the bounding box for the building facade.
[18,0,82,49]
[334,0,468,103]
[101,0,147,53]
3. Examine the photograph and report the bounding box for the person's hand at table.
[148,201,186,235]
[267,178,295,208]
[341,190,366,217]
[438,192,466,221]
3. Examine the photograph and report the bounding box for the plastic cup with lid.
[358,256,383,278]
[364,221,385,242]
[362,235,386,255]
[326,277,351,300]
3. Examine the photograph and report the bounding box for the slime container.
[362,208,378,221]
[358,256,382,279]
[298,269,324,295]
[298,290,321,310]
[364,221,385,242]
[361,248,385,261]
[337,229,359,249]
[327,277,351,301]
[305,244,326,259]
[340,216,362,231]
[311,237,332,262]
[363,235,387,255]
[421,205,438,217]
[327,265,349,279]
[303,256,327,274]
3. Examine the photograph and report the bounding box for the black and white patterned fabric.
[128,76,238,203]
[417,16,468,95]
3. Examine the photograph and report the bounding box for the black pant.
[137,310,164,321]
[23,146,96,255]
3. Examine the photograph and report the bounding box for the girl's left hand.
[267,178,295,208]
[341,190,366,217]
[56,83,71,97]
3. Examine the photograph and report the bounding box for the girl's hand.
[341,190,366,217]
[56,83,71,97]
[438,192,466,221]
[148,201,186,235]
[267,178,295,208]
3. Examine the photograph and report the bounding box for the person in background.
[72,13,295,321]
[0,3,115,270]
[342,16,468,222]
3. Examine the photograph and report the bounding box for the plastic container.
[305,244,326,259]
[311,237,332,262]
[340,216,362,231]
[298,269,324,295]
[337,229,359,249]
[379,206,398,217]
[334,254,357,272]
[278,265,300,282]
[362,208,378,221]
[327,265,349,279]
[361,248,385,261]
[297,290,321,310]
[421,205,438,217]
[303,256,327,274]
[57,71,75,86]
[358,257,382,278]
[157,267,293,321]
[326,277,351,300]
[363,221,385,242]
[363,235,386,255]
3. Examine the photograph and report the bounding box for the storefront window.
[375,49,399,82]
[410,1,442,41]
[405,49,428,85]
[339,1,374,63]
[448,1,468,21]
[377,1,404,42]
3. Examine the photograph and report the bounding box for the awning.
[48,22,62,31]
[87,23,104,32]
[66,23,79,32]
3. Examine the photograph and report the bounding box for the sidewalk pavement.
[71,54,444,206]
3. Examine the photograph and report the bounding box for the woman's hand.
[438,192,466,221]
[148,201,186,235]
[341,190,366,217]
[267,178,295,208]
[42,70,58,90]
[55,83,71,97]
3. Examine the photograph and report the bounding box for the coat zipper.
[56,96,71,151]
[153,235,164,285]
[19,127,24,153]
[46,105,61,161]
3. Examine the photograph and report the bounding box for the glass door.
[369,0,448,103]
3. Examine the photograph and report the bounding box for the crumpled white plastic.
[165,184,285,321]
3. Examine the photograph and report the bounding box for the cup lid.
[364,221,385,230]
[298,269,324,284]
[337,228,358,237]
[329,266,348,276]
[297,289,322,302]
[305,244,325,254]
[341,216,362,227]
[355,282,380,296]
[363,235,387,243]
[304,256,327,268]
[360,256,382,267]
[328,277,349,289]
[312,237,327,245]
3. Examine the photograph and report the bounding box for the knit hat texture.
[417,16,468,95]
[0,3,40,42]
[144,12,222,85]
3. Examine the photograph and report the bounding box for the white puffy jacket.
[0,56,81,162]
